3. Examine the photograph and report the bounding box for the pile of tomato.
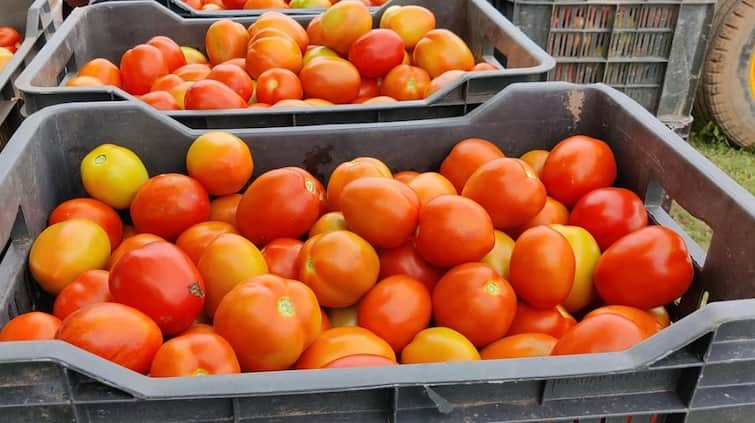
[0,132,694,376]
[183,0,387,12]
[0,26,21,73]
[65,2,497,111]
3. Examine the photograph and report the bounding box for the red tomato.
[508,226,575,309]
[207,63,255,101]
[150,333,241,377]
[0,27,21,53]
[323,354,396,368]
[480,333,557,359]
[507,302,576,338]
[130,173,211,241]
[56,303,162,374]
[300,58,362,104]
[432,263,518,347]
[205,19,249,66]
[49,198,123,248]
[261,238,304,279]
[175,221,239,265]
[147,36,186,72]
[357,275,432,351]
[584,305,661,338]
[380,65,431,101]
[186,131,254,197]
[511,196,569,238]
[256,68,303,104]
[0,312,61,341]
[236,167,324,246]
[569,187,648,250]
[440,138,505,192]
[379,241,444,292]
[594,226,694,309]
[541,135,618,207]
[53,270,112,321]
[120,44,169,95]
[109,241,205,335]
[107,233,164,269]
[140,91,180,110]
[184,79,248,110]
[551,313,649,355]
[296,327,395,369]
[353,78,380,103]
[348,29,405,78]
[210,194,242,227]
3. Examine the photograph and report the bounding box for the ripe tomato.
[182,323,216,336]
[205,20,249,65]
[413,29,475,78]
[309,211,349,237]
[348,29,405,78]
[181,46,208,65]
[209,194,242,227]
[53,270,112,320]
[340,177,420,249]
[248,12,309,53]
[296,327,395,369]
[320,308,332,331]
[415,195,495,267]
[78,58,122,87]
[569,187,648,250]
[394,170,419,184]
[358,275,432,351]
[150,333,241,377]
[66,76,104,87]
[140,91,180,110]
[236,167,324,246]
[186,131,253,196]
[379,5,436,49]
[323,354,397,368]
[426,70,466,97]
[306,15,326,46]
[406,172,457,206]
[511,196,569,238]
[303,45,339,67]
[173,63,211,81]
[244,0,289,8]
[256,68,303,104]
[0,312,61,341]
[184,79,248,110]
[300,58,362,104]
[29,219,111,295]
[327,157,392,211]
[551,313,649,355]
[462,158,547,231]
[319,1,372,54]
[584,305,661,338]
[147,36,186,72]
[80,144,149,210]
[509,226,575,309]
[481,230,516,278]
[541,135,618,206]
[214,274,321,371]
[49,198,123,249]
[594,226,694,309]
[261,238,303,279]
[56,303,162,374]
[170,81,194,109]
[401,327,480,364]
[107,233,164,269]
[207,63,255,102]
[353,78,380,103]
[120,44,169,95]
[440,138,505,192]
[272,99,311,108]
[175,221,239,264]
[299,230,380,307]
[363,96,397,104]
[519,150,549,178]
[109,241,205,335]
[246,35,303,78]
[433,263,517,347]
[480,333,558,359]
[0,27,21,52]
[550,225,601,313]
[379,241,444,292]
[648,306,671,329]
[507,302,576,338]
[380,65,431,100]
[130,173,211,241]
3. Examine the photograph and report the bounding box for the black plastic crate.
[1,82,754,422]
[14,0,554,130]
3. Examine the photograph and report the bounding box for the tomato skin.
[78,58,122,88]
[184,79,248,110]
[340,177,420,249]
[507,302,576,338]
[379,5,436,49]
[261,238,304,279]
[358,275,432,351]
[80,144,149,210]
[407,172,457,206]
[109,241,205,335]
[49,198,123,249]
[426,70,465,97]
[319,1,372,54]
[309,212,349,237]
[56,303,162,373]
[379,241,444,293]
[186,131,254,197]
[394,170,419,184]
[508,226,575,309]
[120,44,169,96]
[214,274,321,371]
[413,29,475,78]
[353,78,380,102]
[0,27,21,53]
[173,63,211,82]
[323,354,397,368]
[130,173,211,241]
[53,270,112,321]
[0,312,61,341]
[108,233,164,269]
[648,306,671,329]
[348,29,405,78]
[207,63,255,102]
[175,221,239,265]
[401,327,480,364]
[140,91,180,110]
[416,195,495,267]
[551,313,648,355]
[210,194,242,227]
[147,36,186,72]
[247,12,309,53]
[296,327,395,369]
[481,230,516,279]
[480,333,558,359]
[462,158,547,231]
[300,58,362,104]
[519,150,549,178]
[236,167,323,246]
[246,35,303,79]
[298,231,380,308]
[205,20,249,66]
[550,224,601,313]
[541,135,618,207]
[584,305,661,338]
[327,157,392,211]
[432,263,518,347]
[440,138,505,193]
[256,68,303,104]
[594,226,694,309]
[380,65,431,101]
[569,187,648,250]
[150,333,241,377]
[511,196,569,239]
[182,323,216,336]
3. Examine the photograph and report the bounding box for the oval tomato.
[584,305,661,338]
[323,354,396,368]
[147,36,186,72]
[78,58,122,87]
[327,157,392,211]
[184,79,248,110]
[649,306,671,329]
[379,5,435,49]
[120,44,169,95]
[319,1,372,54]
[507,302,576,338]
[440,138,505,192]
[248,12,309,53]
[480,333,558,359]
[401,327,480,364]
[175,221,239,265]
[53,270,112,321]
[0,312,61,341]
[309,211,349,237]
[481,230,516,278]
[173,63,211,81]
[140,91,180,110]
[256,68,303,104]
[206,63,255,102]
[413,29,475,78]
[261,238,304,279]
[569,187,648,250]
[380,65,430,101]
[378,241,444,293]
[551,313,649,355]
[550,224,601,313]
[210,194,242,227]
[300,58,362,104]
[181,323,216,336]
[406,172,457,206]
[150,333,241,377]
[66,76,104,87]
[348,29,405,78]
[296,327,395,369]
[0,27,22,52]
[186,131,254,196]
[205,19,249,65]
[49,198,123,249]
[107,233,164,269]
[246,35,302,79]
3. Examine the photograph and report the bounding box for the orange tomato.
[481,230,516,278]
[246,35,303,79]
[584,305,661,339]
[413,29,475,78]
[244,0,289,8]
[309,211,349,237]
[184,79,248,110]
[49,197,123,249]
[140,91,180,110]
[319,0,372,54]
[379,5,436,49]
[296,327,396,369]
[324,354,396,368]
[473,62,499,71]
[0,312,61,341]
[150,333,241,377]
[66,76,105,87]
[108,233,164,269]
[511,196,569,238]
[326,157,392,211]
[173,63,211,81]
[170,81,194,109]
[205,19,249,65]
[78,58,122,87]
[120,44,169,96]
[209,194,242,227]
[247,12,309,52]
[426,70,465,97]
[261,238,304,280]
[53,270,112,320]
[401,327,480,364]
[256,68,304,104]
[393,170,419,184]
[381,65,431,101]
[440,138,505,192]
[147,36,186,72]
[406,172,457,206]
[186,131,254,196]
[519,150,549,178]
[507,302,577,338]
[300,58,362,104]
[551,313,649,355]
[306,14,326,46]
[480,333,557,359]
[648,306,671,329]
[175,221,239,265]
[181,323,216,336]
[207,63,255,102]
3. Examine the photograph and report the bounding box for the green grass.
[670,122,755,250]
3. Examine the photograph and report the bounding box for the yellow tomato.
[401,327,480,364]
[550,224,601,313]
[80,144,149,209]
[180,46,208,65]
[309,212,348,238]
[0,47,13,72]
[481,230,515,278]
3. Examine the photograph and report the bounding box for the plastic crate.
[1,82,754,422]
[161,0,383,18]
[14,0,554,130]
[488,0,714,136]
[0,0,61,149]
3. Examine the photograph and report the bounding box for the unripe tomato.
[319,0,372,54]
[550,224,601,313]
[176,221,239,265]
[49,198,123,249]
[80,144,149,210]
[379,5,435,49]
[413,29,475,78]
[309,212,349,237]
[205,20,249,66]
[481,230,516,279]
[401,327,480,364]
[78,58,122,87]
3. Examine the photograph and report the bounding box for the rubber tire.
[695,0,755,148]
